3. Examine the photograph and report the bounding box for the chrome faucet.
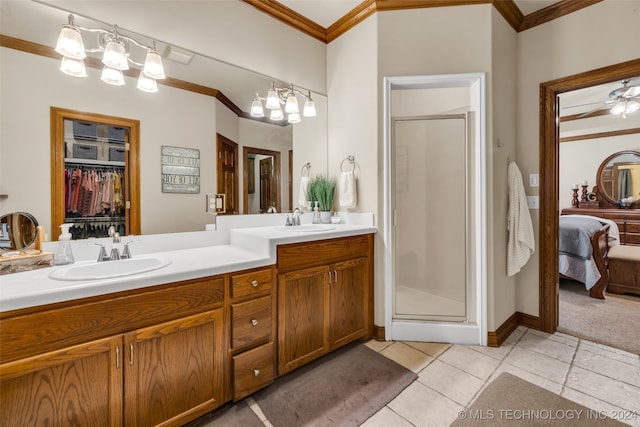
[292,208,303,226]
[108,226,121,260]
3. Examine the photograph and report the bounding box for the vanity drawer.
[624,233,640,245]
[233,342,274,401]
[231,296,272,350]
[230,268,272,300]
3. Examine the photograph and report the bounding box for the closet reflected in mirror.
[51,107,141,240]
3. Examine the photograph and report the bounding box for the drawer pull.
[251,280,259,288]
[251,318,258,326]
[253,369,261,377]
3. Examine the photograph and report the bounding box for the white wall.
[559,136,640,210]
[238,119,293,214]
[516,0,640,316]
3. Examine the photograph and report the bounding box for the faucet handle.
[285,216,292,226]
[93,243,109,262]
[121,240,138,259]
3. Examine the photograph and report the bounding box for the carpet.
[452,373,626,426]
[558,279,640,355]
[252,342,417,427]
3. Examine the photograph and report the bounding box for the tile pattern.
[217,327,640,426]
[363,327,640,427]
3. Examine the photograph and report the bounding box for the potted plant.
[307,175,336,223]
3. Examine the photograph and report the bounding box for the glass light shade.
[625,99,640,114]
[624,86,640,97]
[55,26,86,60]
[137,71,158,93]
[266,89,280,110]
[288,113,301,124]
[610,101,626,115]
[102,40,129,70]
[101,66,125,86]
[250,98,264,117]
[285,93,299,113]
[143,50,166,79]
[303,97,317,117]
[270,108,284,121]
[59,56,87,77]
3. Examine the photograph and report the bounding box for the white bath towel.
[339,171,357,208]
[507,161,535,276]
[298,176,309,208]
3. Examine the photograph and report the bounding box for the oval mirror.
[0,212,39,252]
[596,150,640,206]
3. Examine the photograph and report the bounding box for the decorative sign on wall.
[161,145,200,194]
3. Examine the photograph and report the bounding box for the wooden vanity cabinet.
[228,267,276,401]
[0,276,225,427]
[276,234,373,375]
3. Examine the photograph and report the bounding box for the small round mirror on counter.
[0,212,39,252]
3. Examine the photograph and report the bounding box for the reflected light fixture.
[252,82,317,124]
[610,97,640,118]
[55,14,166,92]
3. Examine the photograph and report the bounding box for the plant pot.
[320,211,332,224]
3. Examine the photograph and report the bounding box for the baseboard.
[517,311,542,330]
[487,312,518,347]
[487,311,543,347]
[372,325,385,341]
[377,312,542,346]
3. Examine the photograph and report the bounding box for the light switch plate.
[529,173,539,187]
[526,196,539,209]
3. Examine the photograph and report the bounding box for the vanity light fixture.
[55,14,166,92]
[610,97,640,118]
[251,82,318,124]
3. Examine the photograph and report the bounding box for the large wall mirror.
[596,150,640,206]
[0,0,328,239]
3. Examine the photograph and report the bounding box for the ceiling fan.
[562,78,640,119]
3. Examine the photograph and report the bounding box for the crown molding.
[243,0,603,43]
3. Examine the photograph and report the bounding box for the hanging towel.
[507,161,535,276]
[298,175,309,208]
[339,171,357,208]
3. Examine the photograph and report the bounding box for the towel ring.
[301,162,311,177]
[340,155,355,172]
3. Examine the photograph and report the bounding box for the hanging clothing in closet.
[65,167,125,217]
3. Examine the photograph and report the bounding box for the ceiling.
[278,0,558,28]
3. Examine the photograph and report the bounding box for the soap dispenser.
[312,201,321,224]
[53,223,75,265]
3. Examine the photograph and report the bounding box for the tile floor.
[361,326,640,427]
[241,326,640,426]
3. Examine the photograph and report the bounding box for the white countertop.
[0,223,376,313]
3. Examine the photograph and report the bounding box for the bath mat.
[252,342,417,426]
[452,372,626,426]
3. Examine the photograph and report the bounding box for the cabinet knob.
[253,369,260,377]
[251,280,259,288]
[251,319,258,326]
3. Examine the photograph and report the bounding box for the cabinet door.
[1,335,123,426]
[329,257,369,349]
[278,265,329,375]
[124,310,224,427]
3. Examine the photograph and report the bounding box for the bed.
[558,214,620,299]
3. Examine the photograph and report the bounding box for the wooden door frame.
[50,107,141,239]
[539,58,640,332]
[242,146,281,214]
[216,134,239,215]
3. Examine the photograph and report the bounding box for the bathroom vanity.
[0,223,375,426]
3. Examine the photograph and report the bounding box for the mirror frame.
[50,107,141,240]
[0,212,39,252]
[242,146,281,214]
[596,150,640,207]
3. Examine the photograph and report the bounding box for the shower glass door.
[393,116,468,322]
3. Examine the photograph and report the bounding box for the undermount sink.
[279,224,336,232]
[49,256,172,281]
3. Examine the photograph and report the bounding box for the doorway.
[242,146,282,214]
[539,58,640,332]
[216,134,239,215]
[383,73,487,345]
